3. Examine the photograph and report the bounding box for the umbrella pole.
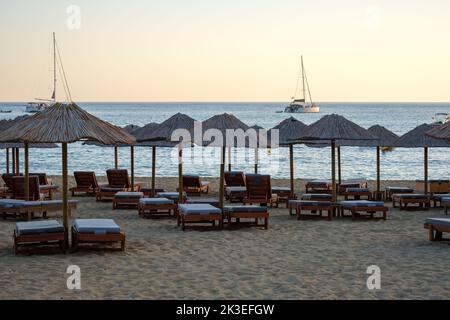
[331,140,337,201]
[289,144,294,199]
[130,146,135,189]
[254,148,258,174]
[114,146,118,169]
[424,147,428,195]
[376,146,381,193]
[12,148,16,174]
[337,146,341,185]
[16,148,20,174]
[219,146,225,209]
[6,148,9,174]
[178,145,183,203]
[62,143,69,248]
[24,143,30,220]
[229,147,232,171]
[152,146,156,197]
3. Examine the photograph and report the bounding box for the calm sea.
[0,102,449,180]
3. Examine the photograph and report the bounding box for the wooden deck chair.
[224,171,246,187]
[12,176,43,201]
[182,175,210,196]
[243,174,278,207]
[70,171,100,196]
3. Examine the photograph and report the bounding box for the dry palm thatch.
[194,113,251,147]
[426,122,450,141]
[269,117,308,147]
[392,124,450,148]
[0,103,135,145]
[295,114,378,141]
[132,122,159,141]
[0,115,29,131]
[136,113,195,142]
[122,124,141,134]
[0,143,57,149]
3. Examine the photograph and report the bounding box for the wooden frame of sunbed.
[225,209,269,229]
[70,171,100,196]
[29,172,57,199]
[392,194,430,211]
[71,226,126,251]
[138,202,177,218]
[12,176,42,201]
[181,175,209,196]
[444,199,450,215]
[340,189,373,200]
[112,193,143,209]
[340,204,388,220]
[424,223,450,241]
[295,202,335,221]
[224,171,246,187]
[338,180,368,193]
[14,230,66,255]
[225,186,247,203]
[1,201,77,221]
[385,187,414,201]
[305,181,332,194]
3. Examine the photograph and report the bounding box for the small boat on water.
[0,110,12,113]
[25,33,57,114]
[284,56,319,113]
[432,113,450,125]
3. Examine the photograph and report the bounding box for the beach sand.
[0,176,449,299]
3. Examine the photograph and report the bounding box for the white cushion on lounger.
[157,192,186,200]
[40,200,78,207]
[0,199,40,208]
[225,186,247,193]
[301,194,333,200]
[186,198,220,207]
[114,192,143,199]
[442,197,450,204]
[178,204,221,215]
[74,219,121,234]
[139,197,174,205]
[16,220,64,236]
[425,218,450,228]
[433,194,450,200]
[223,206,268,213]
[340,200,384,207]
[289,200,333,206]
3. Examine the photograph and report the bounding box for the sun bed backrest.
[74,171,99,188]
[106,169,130,188]
[183,175,201,188]
[12,176,41,200]
[2,173,20,190]
[245,174,271,200]
[224,171,246,186]
[29,173,49,185]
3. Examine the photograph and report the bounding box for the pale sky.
[0,0,449,102]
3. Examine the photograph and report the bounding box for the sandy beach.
[0,176,449,300]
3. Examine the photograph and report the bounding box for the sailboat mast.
[53,32,56,103]
[301,56,306,101]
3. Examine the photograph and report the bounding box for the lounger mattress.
[301,194,333,200]
[425,218,450,228]
[178,204,221,215]
[114,192,144,199]
[139,197,174,205]
[223,206,268,213]
[340,200,385,207]
[16,220,64,236]
[74,219,121,234]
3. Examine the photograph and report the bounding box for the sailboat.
[284,56,319,113]
[25,33,57,113]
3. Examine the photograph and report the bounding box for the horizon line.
[1,100,450,104]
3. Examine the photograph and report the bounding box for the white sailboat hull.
[284,103,320,113]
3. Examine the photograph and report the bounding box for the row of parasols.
[0,102,449,233]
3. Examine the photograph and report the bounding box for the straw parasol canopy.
[426,122,450,141]
[294,114,377,199]
[270,117,308,147]
[392,123,450,194]
[136,113,195,142]
[0,102,135,241]
[0,103,135,145]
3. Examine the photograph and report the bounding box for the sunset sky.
[0,0,449,102]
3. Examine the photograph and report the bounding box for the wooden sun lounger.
[14,220,66,254]
[385,186,414,201]
[177,204,223,231]
[29,172,58,199]
[339,200,388,220]
[442,197,450,215]
[243,174,278,207]
[223,206,269,229]
[12,176,43,201]
[96,169,142,201]
[181,175,210,196]
[225,186,247,202]
[338,179,368,193]
[288,194,333,216]
[305,180,332,194]
[290,200,335,220]
[340,187,373,200]
[392,194,430,210]
[112,191,143,209]
[1,173,21,198]
[424,218,450,241]
[138,197,177,218]
[430,194,450,208]
[70,171,100,196]
[1,199,77,221]
[71,219,125,251]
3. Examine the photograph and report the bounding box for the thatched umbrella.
[295,114,377,199]
[0,115,30,174]
[137,113,196,203]
[193,113,251,208]
[0,102,135,242]
[269,117,308,199]
[392,123,450,194]
[426,122,450,141]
